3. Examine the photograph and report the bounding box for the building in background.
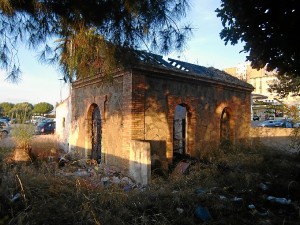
[225,62,300,119]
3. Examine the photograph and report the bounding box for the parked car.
[272,119,294,128]
[253,115,260,121]
[0,119,11,137]
[0,116,10,122]
[31,116,45,125]
[285,120,294,128]
[35,121,56,135]
[258,119,293,128]
[258,120,278,127]
[276,120,287,127]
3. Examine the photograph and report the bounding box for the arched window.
[87,104,102,162]
[220,107,232,147]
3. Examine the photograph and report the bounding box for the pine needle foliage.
[0,0,192,82]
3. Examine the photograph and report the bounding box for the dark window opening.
[220,107,232,151]
[173,104,187,163]
[62,117,65,128]
[90,104,102,163]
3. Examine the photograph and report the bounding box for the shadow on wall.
[144,88,245,163]
[250,127,300,153]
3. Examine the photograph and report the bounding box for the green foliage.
[268,74,300,98]
[0,102,14,116]
[9,102,33,123]
[0,0,192,82]
[216,1,300,97]
[33,102,54,115]
[0,102,54,121]
[11,124,35,149]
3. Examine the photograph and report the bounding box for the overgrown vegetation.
[0,0,191,82]
[11,124,35,150]
[290,128,300,150]
[0,138,299,225]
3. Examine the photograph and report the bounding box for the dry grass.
[0,137,299,225]
[30,135,61,161]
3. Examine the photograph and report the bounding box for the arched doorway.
[88,104,102,162]
[173,104,187,161]
[220,107,232,148]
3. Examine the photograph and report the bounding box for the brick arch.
[220,107,234,146]
[172,102,193,161]
[167,96,197,163]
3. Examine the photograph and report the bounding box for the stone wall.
[137,70,252,161]
[71,74,131,171]
[250,127,299,153]
[69,66,253,184]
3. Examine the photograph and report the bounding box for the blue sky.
[0,0,247,107]
[0,45,69,107]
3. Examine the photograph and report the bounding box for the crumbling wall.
[69,67,252,184]
[56,96,71,152]
[140,72,252,161]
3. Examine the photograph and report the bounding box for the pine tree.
[0,0,192,82]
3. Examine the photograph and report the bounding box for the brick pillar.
[131,73,146,140]
[122,72,133,156]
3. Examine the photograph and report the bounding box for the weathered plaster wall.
[56,96,71,152]
[129,140,151,185]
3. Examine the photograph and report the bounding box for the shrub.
[290,127,300,150]
[11,124,35,150]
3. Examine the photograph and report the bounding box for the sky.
[0,0,248,107]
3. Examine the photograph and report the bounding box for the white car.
[0,119,11,137]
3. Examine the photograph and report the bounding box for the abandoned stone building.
[56,52,253,184]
